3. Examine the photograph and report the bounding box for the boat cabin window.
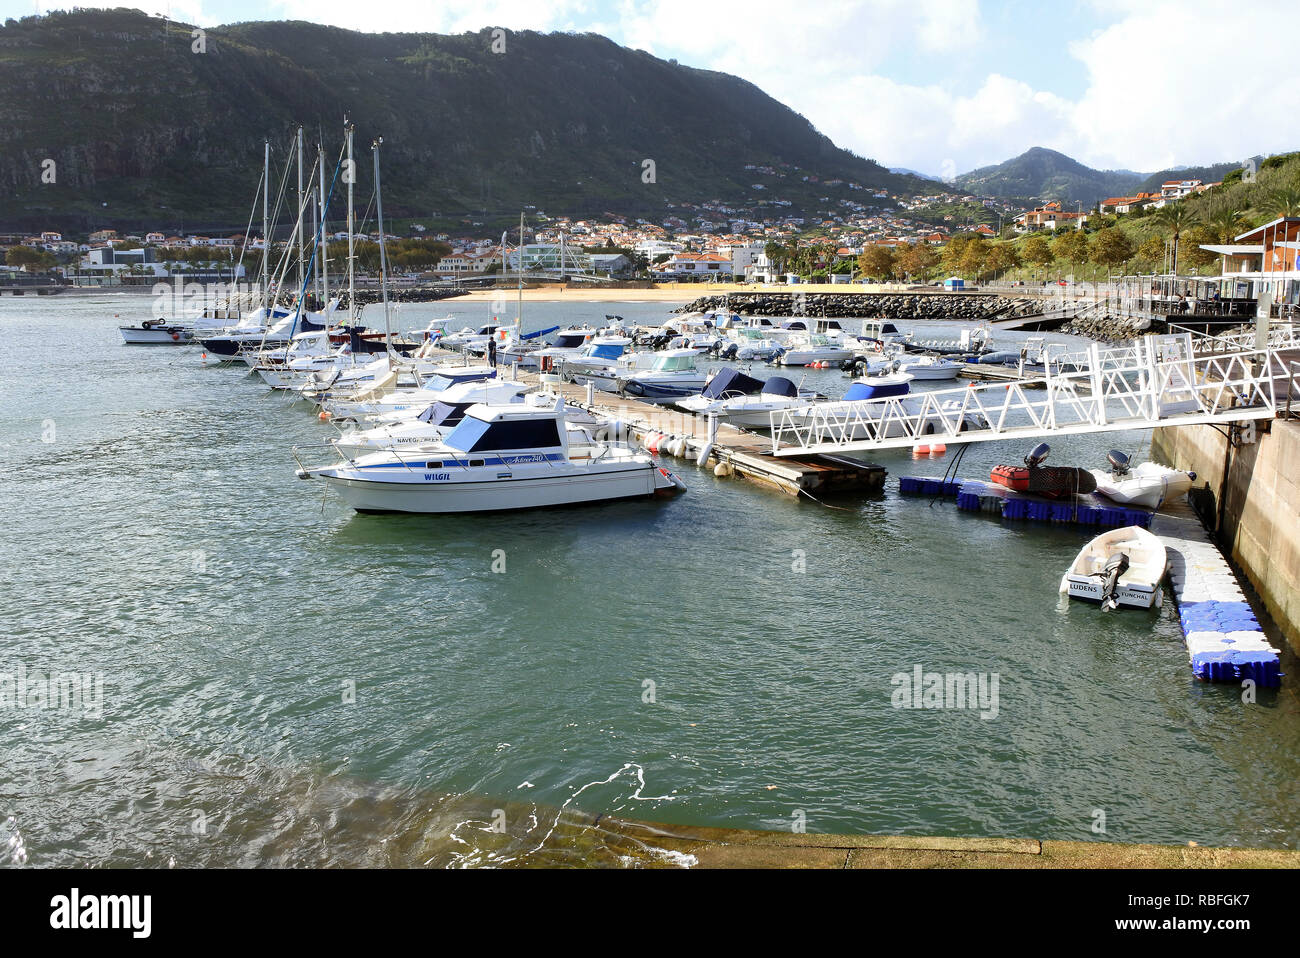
[655,355,697,371]
[425,461,443,469]
[469,459,485,467]
[553,333,588,349]
[444,416,563,452]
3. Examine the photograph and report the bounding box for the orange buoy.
[318,411,331,421]
[931,443,947,454]
[913,443,931,456]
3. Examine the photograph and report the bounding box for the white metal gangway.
[769,333,1300,456]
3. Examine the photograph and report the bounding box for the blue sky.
[7,1,1297,175]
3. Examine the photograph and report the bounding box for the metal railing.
[769,333,1299,454]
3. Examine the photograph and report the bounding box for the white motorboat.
[331,379,531,458]
[615,349,709,402]
[321,365,500,419]
[676,369,821,428]
[894,355,962,381]
[1059,525,1166,611]
[557,336,633,381]
[1090,451,1196,510]
[297,399,687,513]
[776,334,854,366]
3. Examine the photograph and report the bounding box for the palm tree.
[1206,205,1246,245]
[1265,186,1300,218]
[1151,205,1199,275]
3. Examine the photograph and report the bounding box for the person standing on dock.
[487,335,497,368]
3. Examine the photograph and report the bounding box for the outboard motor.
[1106,449,1131,476]
[1100,552,1131,612]
[1024,442,1051,469]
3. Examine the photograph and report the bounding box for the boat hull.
[321,463,668,513]
[120,325,194,345]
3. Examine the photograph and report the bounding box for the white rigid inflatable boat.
[1090,451,1196,510]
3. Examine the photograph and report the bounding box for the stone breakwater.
[340,287,465,308]
[676,292,1039,320]
[1056,305,1154,343]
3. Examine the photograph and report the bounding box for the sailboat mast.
[261,139,270,317]
[295,126,305,295]
[346,121,356,327]
[517,211,524,328]
[372,138,393,365]
[318,142,329,319]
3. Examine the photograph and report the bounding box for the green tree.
[983,242,1021,279]
[5,245,54,270]
[941,233,981,276]
[957,239,987,279]
[1052,230,1089,274]
[1264,186,1300,218]
[857,245,896,280]
[1179,225,1217,272]
[1088,227,1135,271]
[1206,205,1246,244]
[897,242,939,280]
[1022,234,1055,269]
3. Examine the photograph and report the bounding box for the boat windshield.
[655,355,697,372]
[553,333,588,349]
[444,415,563,453]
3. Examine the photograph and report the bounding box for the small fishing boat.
[991,443,1097,499]
[1059,525,1166,611]
[1090,451,1196,510]
[776,334,854,367]
[843,372,913,400]
[894,354,961,381]
[297,399,686,513]
[119,318,218,345]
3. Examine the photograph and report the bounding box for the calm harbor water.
[1,292,1297,867]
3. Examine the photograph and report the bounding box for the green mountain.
[0,9,924,234]
[952,147,1144,206]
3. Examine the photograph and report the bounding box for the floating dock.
[1151,500,1283,687]
[899,475,1154,527]
[518,371,887,497]
[900,474,1283,686]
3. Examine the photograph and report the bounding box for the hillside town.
[0,164,1277,292]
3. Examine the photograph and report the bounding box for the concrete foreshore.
[595,818,1300,868]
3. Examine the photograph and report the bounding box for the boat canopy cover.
[781,320,808,331]
[701,367,765,399]
[417,401,469,425]
[521,325,560,341]
[844,379,909,401]
[762,376,799,398]
[420,369,497,392]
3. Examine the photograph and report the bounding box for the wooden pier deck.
[515,369,887,497]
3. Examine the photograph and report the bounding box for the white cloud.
[1067,0,1298,171]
